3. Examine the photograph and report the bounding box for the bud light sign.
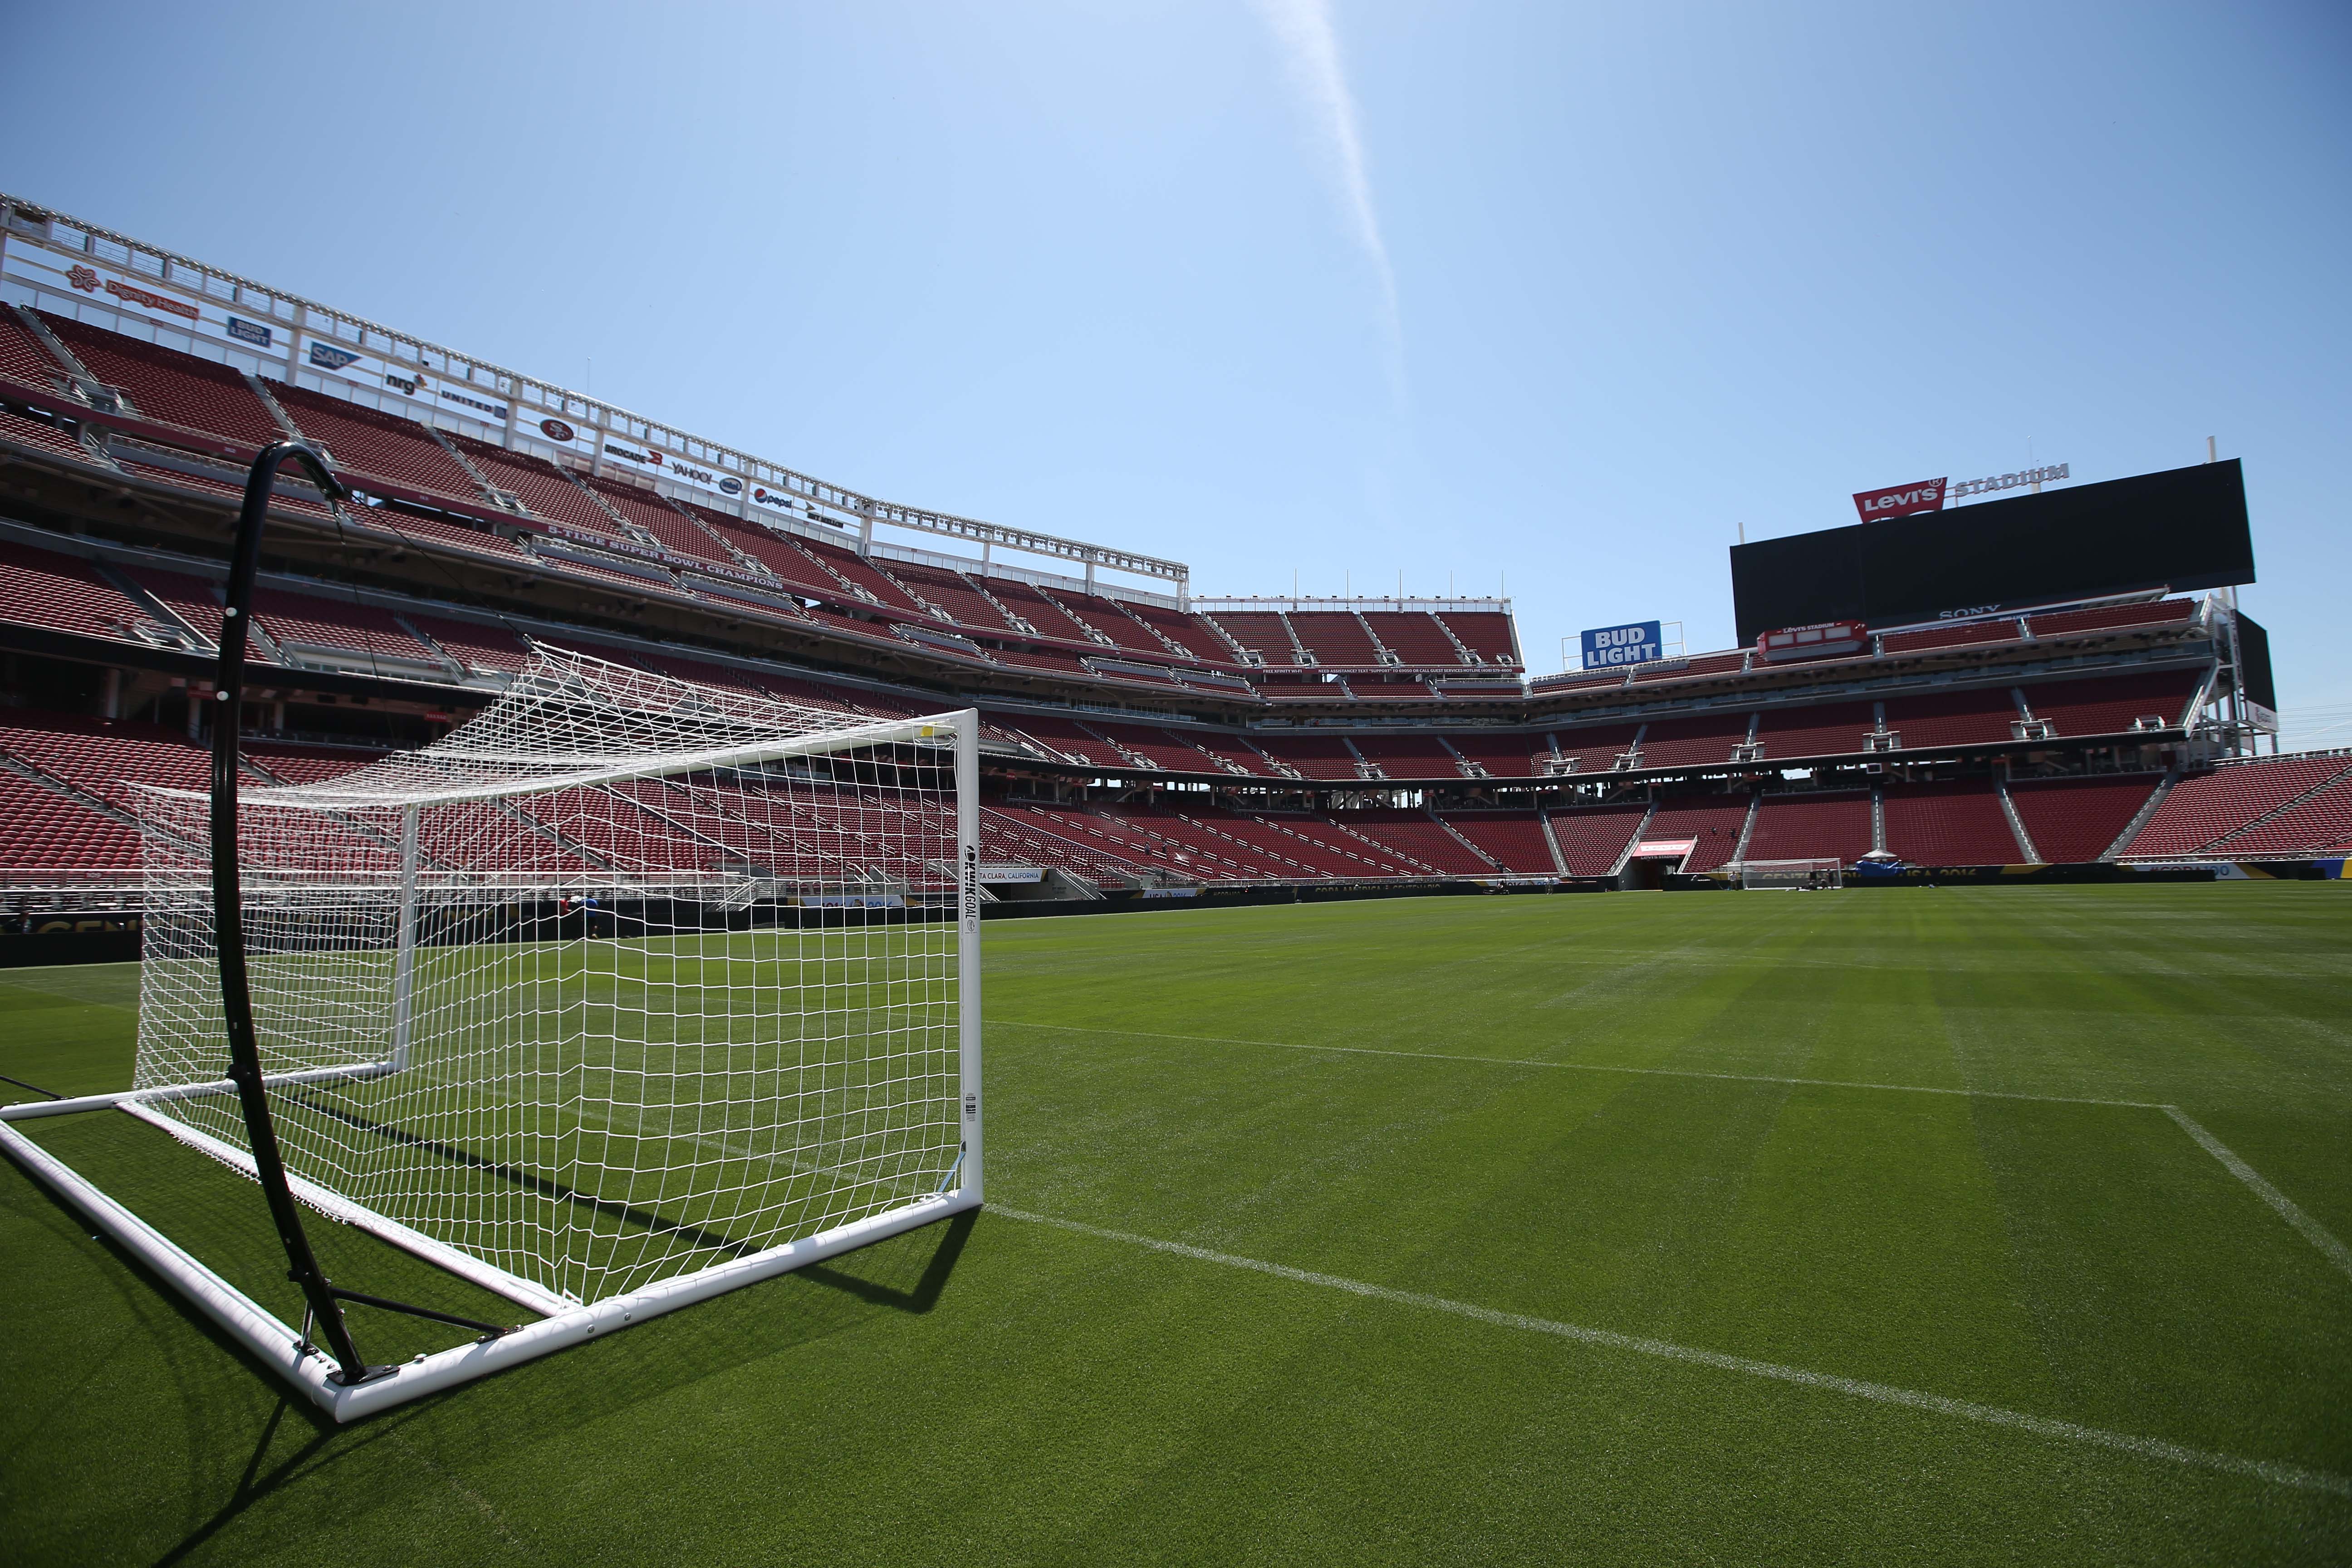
[1582,620,1662,669]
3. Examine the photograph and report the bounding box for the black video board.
[1730,461,2254,644]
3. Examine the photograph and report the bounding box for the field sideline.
[4,885,2349,1564]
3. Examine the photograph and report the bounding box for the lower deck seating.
[1646,796,1752,873]
[1542,803,1650,875]
[2008,775,2159,863]
[1744,791,1876,866]
[1880,782,2020,866]
[1440,811,1558,873]
[1338,810,1494,874]
[2124,757,2352,858]
[0,767,142,870]
[2214,772,2352,857]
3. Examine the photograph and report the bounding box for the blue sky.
[7,2,2348,744]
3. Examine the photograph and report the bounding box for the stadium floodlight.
[1740,858,1845,891]
[0,445,981,1421]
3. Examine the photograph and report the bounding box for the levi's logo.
[1852,477,1948,522]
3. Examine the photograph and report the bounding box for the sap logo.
[309,342,363,372]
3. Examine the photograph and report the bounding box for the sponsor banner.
[1852,477,1947,521]
[66,264,201,323]
[225,316,273,349]
[1581,620,1663,669]
[979,866,1045,883]
[1630,839,1696,858]
[795,892,907,908]
[309,341,363,371]
[599,432,744,501]
[1141,886,1200,898]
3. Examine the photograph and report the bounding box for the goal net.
[105,648,979,1397]
[1740,857,1845,890]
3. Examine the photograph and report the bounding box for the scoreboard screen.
[1730,461,2254,644]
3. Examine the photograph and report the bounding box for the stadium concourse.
[0,196,2344,932]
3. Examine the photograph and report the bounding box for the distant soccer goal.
[0,649,982,1420]
[1740,857,1845,890]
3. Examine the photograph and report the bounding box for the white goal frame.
[1740,857,1845,890]
[0,700,985,1423]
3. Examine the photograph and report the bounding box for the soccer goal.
[1740,857,1845,890]
[0,645,983,1421]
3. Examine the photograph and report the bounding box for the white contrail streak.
[1252,0,1404,393]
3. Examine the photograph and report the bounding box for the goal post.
[0,647,985,1421]
[1740,857,1845,890]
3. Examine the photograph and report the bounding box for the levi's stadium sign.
[1581,620,1663,669]
[1852,477,1947,522]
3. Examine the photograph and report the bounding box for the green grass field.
[4,885,2349,1565]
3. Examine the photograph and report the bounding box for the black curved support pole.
[211,441,371,1384]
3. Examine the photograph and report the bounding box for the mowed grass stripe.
[991,1205,2352,1499]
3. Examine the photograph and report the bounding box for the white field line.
[2163,1108,2352,1283]
[991,1205,2352,1499]
[997,1019,2160,1108]
[1003,1021,2352,1279]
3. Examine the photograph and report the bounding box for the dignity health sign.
[1581,621,1663,670]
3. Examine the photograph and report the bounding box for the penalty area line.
[2165,1107,2352,1284]
[995,1019,2160,1107]
[990,1205,2351,1499]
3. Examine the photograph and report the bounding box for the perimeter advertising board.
[1729,462,2254,644]
[1581,621,1664,669]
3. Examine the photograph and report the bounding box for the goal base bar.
[0,1113,980,1422]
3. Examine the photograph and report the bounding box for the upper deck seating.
[444,435,624,535]
[2126,756,2352,858]
[2028,599,2196,639]
[1880,619,2024,654]
[1880,686,2022,750]
[1754,702,1877,762]
[1054,590,1179,656]
[1210,612,1298,666]
[1633,651,1745,684]
[580,477,735,564]
[244,744,387,785]
[1744,790,1875,865]
[1647,796,1752,872]
[2019,671,2203,737]
[2008,775,2160,862]
[0,311,69,392]
[39,313,282,449]
[1363,612,1466,666]
[1289,612,1383,667]
[1881,781,2020,866]
[985,579,1094,643]
[1635,714,1752,769]
[120,568,260,658]
[1121,600,1239,665]
[1544,803,1652,875]
[998,716,1128,770]
[270,383,488,505]
[795,537,927,615]
[888,562,1017,630]
[0,539,150,642]
[1440,612,1517,666]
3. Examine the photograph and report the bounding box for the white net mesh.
[131,648,970,1307]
